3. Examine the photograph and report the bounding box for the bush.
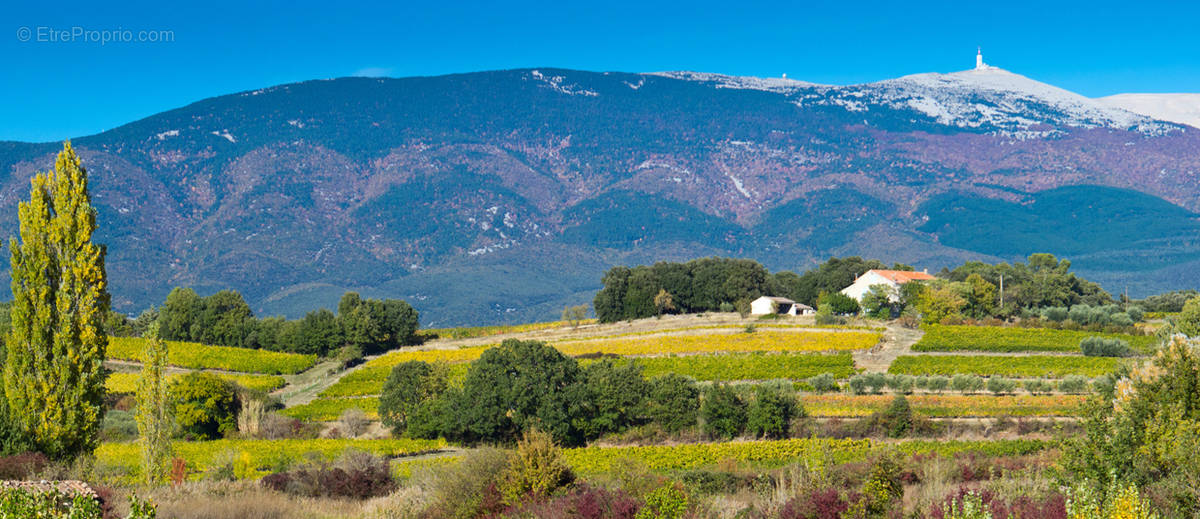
[848,375,869,395]
[863,373,887,394]
[887,374,915,395]
[261,449,395,500]
[779,488,851,519]
[881,396,913,438]
[746,385,796,439]
[100,410,139,442]
[701,384,746,440]
[338,408,369,438]
[0,452,48,480]
[807,373,839,393]
[1041,306,1069,322]
[1127,306,1145,322]
[636,483,689,519]
[170,372,238,440]
[952,374,984,394]
[0,488,156,518]
[572,360,650,440]
[498,484,641,519]
[647,374,699,433]
[986,377,1017,395]
[1080,336,1134,357]
[421,447,511,519]
[1023,379,1053,395]
[1058,375,1090,394]
[500,429,575,505]
[927,376,950,393]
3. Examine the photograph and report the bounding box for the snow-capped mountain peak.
[845,67,1164,136]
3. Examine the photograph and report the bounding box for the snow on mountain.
[647,71,825,93]
[839,67,1168,136]
[1096,93,1200,129]
[647,67,1177,137]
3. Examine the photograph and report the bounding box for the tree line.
[379,339,802,447]
[105,288,419,357]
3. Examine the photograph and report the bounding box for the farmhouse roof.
[761,296,795,304]
[867,270,936,283]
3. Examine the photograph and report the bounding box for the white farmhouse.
[840,269,936,302]
[749,296,816,316]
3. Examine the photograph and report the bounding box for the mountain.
[2,63,1200,326]
[1096,93,1200,129]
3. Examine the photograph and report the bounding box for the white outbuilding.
[750,296,816,316]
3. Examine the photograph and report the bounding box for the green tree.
[378,361,448,435]
[136,325,173,483]
[701,384,746,440]
[861,284,898,319]
[296,308,343,356]
[916,283,966,324]
[963,273,997,318]
[569,359,648,440]
[747,385,796,439]
[159,287,203,341]
[196,290,254,347]
[561,304,589,327]
[647,374,700,433]
[1176,297,1200,337]
[5,141,110,459]
[450,340,584,445]
[593,267,631,323]
[169,372,237,440]
[818,292,860,316]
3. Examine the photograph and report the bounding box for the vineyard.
[800,394,1087,417]
[561,438,1048,474]
[108,337,317,374]
[558,330,881,357]
[912,324,1156,353]
[96,437,445,481]
[281,397,380,421]
[888,354,1124,378]
[628,352,856,381]
[105,372,287,393]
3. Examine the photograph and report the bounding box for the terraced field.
[912,324,1156,353]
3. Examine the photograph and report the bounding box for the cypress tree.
[5,141,109,459]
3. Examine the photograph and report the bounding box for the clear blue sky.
[3,0,1198,142]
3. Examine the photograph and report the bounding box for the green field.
[912,324,1156,353]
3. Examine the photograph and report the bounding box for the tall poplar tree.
[5,141,109,459]
[136,324,172,483]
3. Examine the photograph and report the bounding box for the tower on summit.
[975,48,985,70]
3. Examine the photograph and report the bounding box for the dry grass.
[138,481,372,519]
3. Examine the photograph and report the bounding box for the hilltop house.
[750,296,816,316]
[840,269,936,302]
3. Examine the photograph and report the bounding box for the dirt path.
[852,323,922,373]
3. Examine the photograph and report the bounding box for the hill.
[2,65,1200,325]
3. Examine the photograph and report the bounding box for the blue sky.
[3,0,1198,142]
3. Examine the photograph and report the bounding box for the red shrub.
[930,486,1066,519]
[499,484,641,519]
[779,488,851,519]
[0,452,48,480]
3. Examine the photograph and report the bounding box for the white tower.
[975,48,984,70]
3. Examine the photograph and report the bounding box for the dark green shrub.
[571,360,650,440]
[746,385,795,439]
[701,384,746,440]
[880,396,912,438]
[170,372,238,440]
[647,374,700,433]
